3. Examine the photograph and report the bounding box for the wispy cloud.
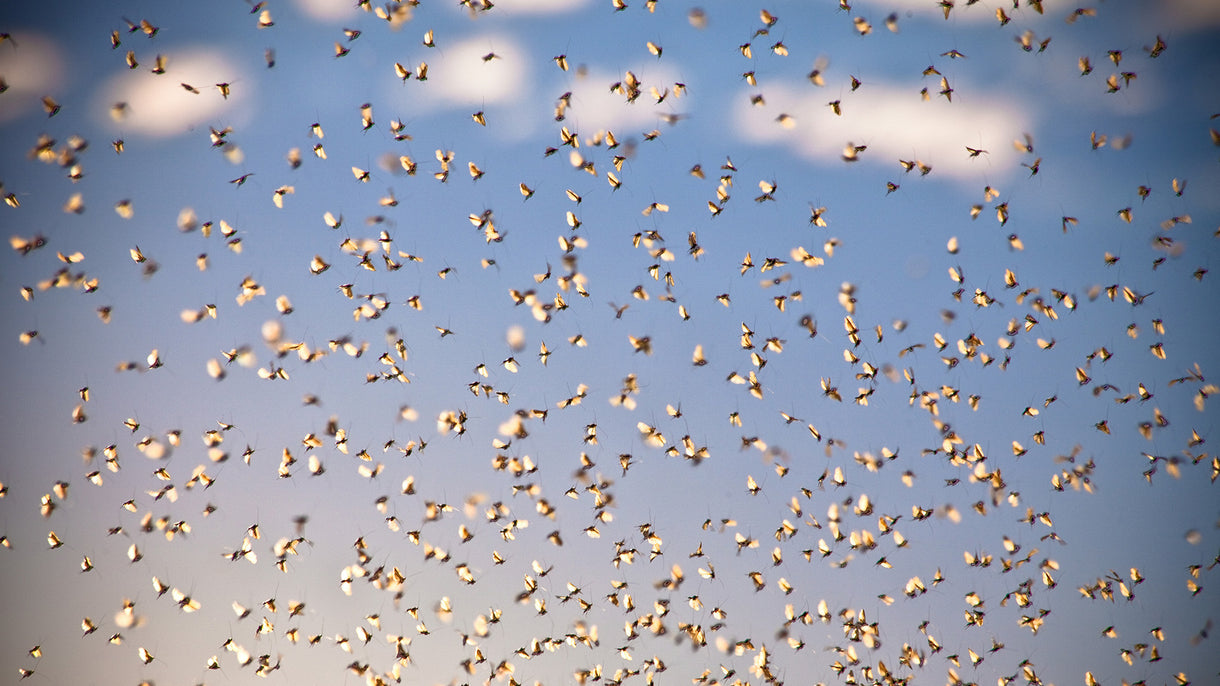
[731,80,1032,180]
[1152,0,1220,30]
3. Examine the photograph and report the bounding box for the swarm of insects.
[0,4,1215,686]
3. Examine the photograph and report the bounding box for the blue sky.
[2,0,1219,684]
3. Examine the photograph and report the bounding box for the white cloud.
[293,0,359,22]
[485,0,590,13]
[95,49,251,138]
[444,0,590,16]
[858,0,1219,31]
[562,64,689,134]
[423,34,530,106]
[851,0,1059,26]
[0,32,66,124]
[731,81,1032,180]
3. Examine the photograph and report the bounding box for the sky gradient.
[2,1,1219,685]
